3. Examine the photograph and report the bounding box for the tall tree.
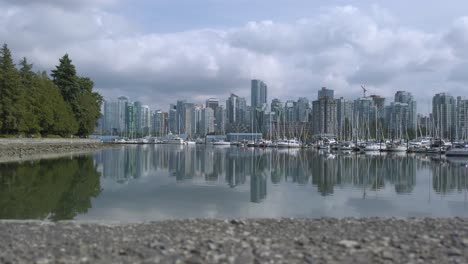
[51,54,80,112]
[0,44,22,134]
[17,57,40,134]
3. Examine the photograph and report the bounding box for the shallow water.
[1,145,468,221]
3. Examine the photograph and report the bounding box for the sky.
[2,0,468,113]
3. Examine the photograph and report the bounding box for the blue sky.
[1,0,468,112]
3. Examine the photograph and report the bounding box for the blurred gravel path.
[1,218,468,263]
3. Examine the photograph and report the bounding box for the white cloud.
[1,2,467,112]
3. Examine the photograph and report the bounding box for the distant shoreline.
[0,138,109,162]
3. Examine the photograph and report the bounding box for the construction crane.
[361,85,368,98]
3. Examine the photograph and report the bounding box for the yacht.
[185,140,196,145]
[386,143,407,152]
[163,134,185,145]
[213,140,231,146]
[338,141,354,151]
[277,139,301,148]
[363,142,386,152]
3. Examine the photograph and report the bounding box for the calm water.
[1,145,468,221]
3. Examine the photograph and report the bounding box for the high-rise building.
[457,97,468,140]
[284,100,297,123]
[394,91,416,132]
[117,96,129,133]
[205,98,220,111]
[369,95,386,119]
[312,88,337,135]
[335,97,353,139]
[270,98,283,123]
[103,100,119,135]
[152,110,168,136]
[201,107,215,136]
[141,105,151,136]
[318,87,334,99]
[168,104,177,134]
[226,94,239,124]
[296,97,310,122]
[215,105,226,134]
[432,93,456,139]
[386,102,411,138]
[191,106,202,137]
[125,102,137,138]
[251,79,268,109]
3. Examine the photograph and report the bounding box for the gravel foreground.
[1,219,468,264]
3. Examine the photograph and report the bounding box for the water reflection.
[0,156,101,220]
[94,146,466,197]
[2,145,468,221]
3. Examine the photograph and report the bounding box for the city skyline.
[3,1,468,112]
[100,80,468,141]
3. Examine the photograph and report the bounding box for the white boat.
[446,148,468,156]
[338,142,354,151]
[163,134,185,145]
[277,139,301,148]
[213,140,231,146]
[386,143,407,152]
[363,142,386,152]
[137,138,149,144]
[185,140,196,145]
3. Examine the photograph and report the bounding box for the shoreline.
[0,139,110,162]
[0,218,467,263]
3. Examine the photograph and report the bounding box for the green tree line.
[0,44,102,137]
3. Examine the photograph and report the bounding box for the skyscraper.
[117,96,129,133]
[432,93,456,139]
[335,97,353,139]
[312,88,337,135]
[394,91,416,132]
[318,87,334,99]
[201,107,215,136]
[457,97,468,140]
[296,97,310,122]
[251,79,267,110]
[205,98,219,111]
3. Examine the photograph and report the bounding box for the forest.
[0,44,102,137]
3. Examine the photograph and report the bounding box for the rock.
[338,240,360,249]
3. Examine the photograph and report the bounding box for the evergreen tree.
[0,44,22,134]
[51,54,80,112]
[18,57,40,134]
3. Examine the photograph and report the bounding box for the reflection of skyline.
[94,146,468,202]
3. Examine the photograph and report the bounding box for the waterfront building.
[103,100,119,135]
[369,95,386,119]
[152,110,168,136]
[284,100,297,123]
[205,98,219,111]
[125,102,137,138]
[201,107,215,136]
[432,93,456,139]
[353,97,375,139]
[318,87,334,99]
[335,97,353,140]
[215,105,226,134]
[251,79,268,109]
[456,97,468,140]
[296,97,310,122]
[251,80,268,133]
[191,106,202,137]
[394,91,417,132]
[312,88,337,136]
[168,104,177,134]
[117,96,129,133]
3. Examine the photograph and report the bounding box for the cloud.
[1,2,467,112]
[0,0,118,10]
